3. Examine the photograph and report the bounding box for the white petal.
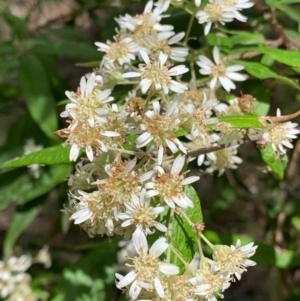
[150,237,168,257]
[154,277,164,298]
[171,155,185,174]
[116,270,137,288]
[159,262,179,275]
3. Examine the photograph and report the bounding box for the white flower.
[196,0,235,35]
[123,50,188,94]
[115,1,173,33]
[95,37,140,65]
[145,155,200,209]
[196,0,253,35]
[145,31,189,62]
[118,189,167,235]
[135,100,186,164]
[204,145,243,176]
[213,239,257,281]
[197,46,247,92]
[61,73,113,127]
[262,108,300,155]
[116,230,179,299]
[189,259,231,301]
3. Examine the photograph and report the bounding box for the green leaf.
[19,54,58,139]
[0,165,72,210]
[170,185,203,274]
[235,61,300,90]
[1,144,75,169]
[266,1,300,23]
[259,46,300,68]
[3,206,41,258]
[253,86,271,115]
[260,143,287,179]
[218,115,264,128]
[2,12,28,38]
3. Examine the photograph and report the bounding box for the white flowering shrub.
[1,0,300,300]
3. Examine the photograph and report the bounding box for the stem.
[198,233,214,250]
[179,208,195,228]
[183,13,195,46]
[106,146,146,156]
[169,245,193,274]
[167,208,175,262]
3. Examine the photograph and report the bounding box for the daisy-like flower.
[145,31,189,62]
[204,145,243,176]
[95,36,140,66]
[196,0,235,35]
[68,189,124,237]
[188,258,231,301]
[116,230,179,299]
[61,73,114,128]
[213,239,257,281]
[145,155,200,209]
[123,50,188,94]
[196,0,253,35]
[136,100,187,164]
[262,108,300,155]
[57,121,119,162]
[96,159,154,203]
[115,1,173,48]
[118,189,167,235]
[197,46,246,92]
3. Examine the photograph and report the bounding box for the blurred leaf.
[1,145,75,169]
[292,216,300,232]
[2,11,28,39]
[55,41,101,60]
[3,206,41,258]
[236,61,300,90]
[19,54,58,139]
[260,143,287,179]
[0,57,18,77]
[253,86,271,115]
[0,164,72,210]
[170,185,203,273]
[62,242,118,300]
[259,46,300,68]
[266,1,300,23]
[218,115,264,128]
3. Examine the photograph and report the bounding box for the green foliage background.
[1,0,300,300]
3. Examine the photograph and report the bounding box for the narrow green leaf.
[236,61,300,90]
[0,165,72,210]
[259,46,300,68]
[19,54,58,139]
[1,144,74,169]
[260,143,287,179]
[170,185,203,273]
[266,1,300,23]
[218,115,264,128]
[3,206,41,258]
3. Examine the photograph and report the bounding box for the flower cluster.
[57,1,300,300]
[0,247,51,301]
